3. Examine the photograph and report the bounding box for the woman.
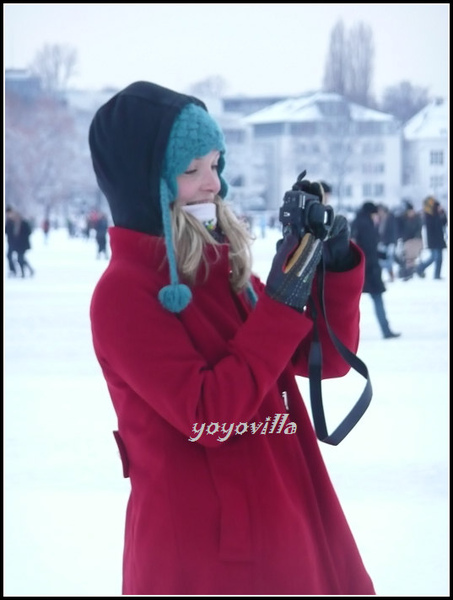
[396,200,423,280]
[88,81,375,595]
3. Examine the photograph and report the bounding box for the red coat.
[90,226,375,595]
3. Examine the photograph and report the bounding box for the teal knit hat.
[158,103,228,313]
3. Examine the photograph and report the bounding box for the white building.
[6,69,448,216]
[402,98,448,208]
[243,92,402,212]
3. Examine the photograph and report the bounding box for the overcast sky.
[4,4,449,101]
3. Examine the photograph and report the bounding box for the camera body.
[279,171,334,240]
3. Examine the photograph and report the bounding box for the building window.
[340,185,353,197]
[430,175,444,189]
[362,163,385,174]
[254,123,284,137]
[357,121,384,135]
[329,142,352,154]
[290,122,317,136]
[403,167,414,185]
[362,142,385,154]
[374,184,385,197]
[362,183,385,197]
[430,151,444,165]
[363,183,373,196]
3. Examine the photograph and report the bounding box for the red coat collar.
[108,226,231,279]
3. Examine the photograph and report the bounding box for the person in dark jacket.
[416,196,447,279]
[5,206,35,278]
[396,200,423,280]
[42,217,51,243]
[377,203,399,282]
[94,211,109,259]
[351,201,400,339]
[5,205,18,276]
[88,81,375,596]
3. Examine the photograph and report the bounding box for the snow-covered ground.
[4,226,449,596]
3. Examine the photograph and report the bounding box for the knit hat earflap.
[158,103,227,313]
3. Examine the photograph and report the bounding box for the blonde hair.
[170,197,255,292]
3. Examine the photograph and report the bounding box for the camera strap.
[307,262,373,446]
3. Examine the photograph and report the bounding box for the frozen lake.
[4,226,449,596]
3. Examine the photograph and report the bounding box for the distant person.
[5,205,18,276]
[417,196,447,280]
[319,180,332,202]
[5,206,35,278]
[94,212,109,259]
[88,80,375,596]
[377,203,399,282]
[396,200,423,280]
[66,217,76,238]
[351,201,400,339]
[42,217,50,244]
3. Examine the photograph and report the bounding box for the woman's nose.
[202,169,221,194]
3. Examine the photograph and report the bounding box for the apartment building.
[6,70,448,216]
[402,98,448,207]
[242,92,403,212]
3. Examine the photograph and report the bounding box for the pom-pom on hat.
[158,103,227,313]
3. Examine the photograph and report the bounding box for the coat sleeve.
[91,266,314,447]
[291,243,365,378]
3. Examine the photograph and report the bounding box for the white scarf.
[181,202,217,230]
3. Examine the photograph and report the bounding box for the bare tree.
[319,122,356,211]
[188,75,229,98]
[380,81,429,123]
[29,43,78,95]
[346,22,374,106]
[323,20,375,107]
[323,20,347,96]
[5,90,77,219]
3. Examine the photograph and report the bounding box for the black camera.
[279,170,334,240]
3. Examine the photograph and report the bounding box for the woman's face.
[176,150,221,206]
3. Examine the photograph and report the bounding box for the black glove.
[265,231,322,312]
[322,215,358,272]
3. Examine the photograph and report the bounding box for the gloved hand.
[322,215,358,272]
[287,176,333,240]
[265,231,322,312]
